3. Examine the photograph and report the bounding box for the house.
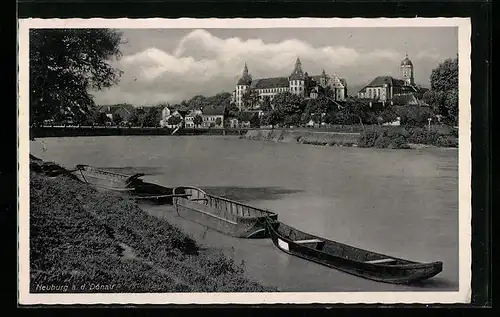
[228,118,239,128]
[96,104,134,123]
[357,54,427,103]
[184,109,202,128]
[160,106,183,128]
[201,106,225,128]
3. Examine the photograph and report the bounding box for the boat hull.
[267,220,443,284]
[173,187,277,238]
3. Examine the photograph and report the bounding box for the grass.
[241,126,457,149]
[30,159,277,293]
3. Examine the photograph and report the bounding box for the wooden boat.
[72,164,145,192]
[72,165,187,204]
[266,219,443,284]
[172,186,278,238]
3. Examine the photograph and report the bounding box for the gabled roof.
[309,74,347,88]
[202,106,225,116]
[367,76,405,87]
[96,104,134,115]
[250,77,289,89]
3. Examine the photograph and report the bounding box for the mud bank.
[29,157,277,293]
[241,129,359,147]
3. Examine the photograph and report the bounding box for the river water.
[30,135,459,292]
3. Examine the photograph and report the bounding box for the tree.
[225,103,240,118]
[215,117,222,127]
[167,115,182,126]
[113,113,123,125]
[30,29,123,126]
[426,57,459,125]
[272,92,305,126]
[262,110,281,129]
[128,108,145,126]
[242,89,261,110]
[430,58,458,91]
[193,114,203,128]
[260,96,273,112]
[142,107,161,127]
[96,112,110,125]
[249,112,261,128]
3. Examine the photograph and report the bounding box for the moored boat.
[72,165,187,204]
[72,164,145,192]
[266,219,443,284]
[172,186,278,238]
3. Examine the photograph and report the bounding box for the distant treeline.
[30,126,249,138]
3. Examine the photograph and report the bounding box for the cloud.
[92,29,409,105]
[414,49,442,61]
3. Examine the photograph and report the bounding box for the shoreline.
[240,129,458,150]
[29,157,277,293]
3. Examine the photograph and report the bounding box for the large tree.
[272,92,305,126]
[424,57,459,125]
[30,29,123,126]
[242,89,261,110]
[142,106,162,127]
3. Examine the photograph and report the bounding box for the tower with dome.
[400,53,415,86]
[357,53,427,103]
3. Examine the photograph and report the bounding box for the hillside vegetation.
[30,159,276,293]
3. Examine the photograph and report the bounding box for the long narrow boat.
[72,165,186,204]
[72,164,146,192]
[172,186,278,238]
[266,219,443,284]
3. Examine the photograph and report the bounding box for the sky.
[92,27,458,106]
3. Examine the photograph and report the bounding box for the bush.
[357,130,379,147]
[358,126,457,149]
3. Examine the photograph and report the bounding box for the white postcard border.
[18,17,472,305]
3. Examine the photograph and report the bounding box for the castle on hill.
[231,58,348,110]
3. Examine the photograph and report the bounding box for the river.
[30,135,459,292]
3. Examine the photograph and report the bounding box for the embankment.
[30,126,247,138]
[29,157,277,293]
[241,126,458,149]
[241,129,359,147]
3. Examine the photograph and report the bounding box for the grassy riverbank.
[241,129,359,147]
[241,126,458,149]
[30,158,276,293]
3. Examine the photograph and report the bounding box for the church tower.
[236,63,252,109]
[400,53,414,86]
[289,57,305,96]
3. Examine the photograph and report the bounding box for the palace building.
[357,54,426,102]
[232,58,348,109]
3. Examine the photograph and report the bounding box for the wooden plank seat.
[365,258,397,264]
[295,239,323,244]
[190,198,209,202]
[295,239,325,251]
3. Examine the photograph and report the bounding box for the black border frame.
[13,0,492,311]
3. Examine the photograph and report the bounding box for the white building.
[232,58,347,110]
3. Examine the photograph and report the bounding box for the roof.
[401,56,413,66]
[289,58,305,80]
[96,104,134,115]
[237,63,252,86]
[358,76,406,93]
[202,106,225,116]
[310,74,347,87]
[237,75,252,86]
[250,77,289,89]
